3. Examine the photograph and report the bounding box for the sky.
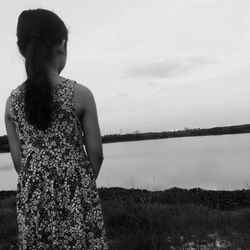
[1,0,250,135]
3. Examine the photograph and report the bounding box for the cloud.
[115,93,130,98]
[188,56,218,65]
[144,82,159,86]
[124,56,218,79]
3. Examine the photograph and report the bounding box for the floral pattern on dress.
[9,78,109,250]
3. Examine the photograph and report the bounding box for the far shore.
[101,123,250,144]
[0,123,250,152]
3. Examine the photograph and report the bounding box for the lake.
[1,133,250,191]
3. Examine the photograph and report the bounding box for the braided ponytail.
[24,32,53,130]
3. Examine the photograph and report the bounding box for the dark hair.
[16,8,68,130]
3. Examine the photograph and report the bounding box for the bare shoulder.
[74,82,96,114]
[74,82,95,103]
[75,82,93,96]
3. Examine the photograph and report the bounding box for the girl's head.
[16,8,69,130]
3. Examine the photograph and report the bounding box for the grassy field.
[0,187,250,250]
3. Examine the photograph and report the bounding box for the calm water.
[1,133,250,191]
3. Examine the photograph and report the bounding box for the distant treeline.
[1,123,250,152]
[1,186,250,211]
[101,123,250,143]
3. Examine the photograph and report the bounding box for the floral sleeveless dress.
[9,78,109,250]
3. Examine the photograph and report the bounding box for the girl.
[4,8,109,249]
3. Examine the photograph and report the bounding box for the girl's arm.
[4,96,21,175]
[79,85,104,180]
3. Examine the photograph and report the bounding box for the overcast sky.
[1,0,250,135]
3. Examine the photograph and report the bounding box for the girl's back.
[10,77,109,249]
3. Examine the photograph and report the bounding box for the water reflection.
[1,133,250,191]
